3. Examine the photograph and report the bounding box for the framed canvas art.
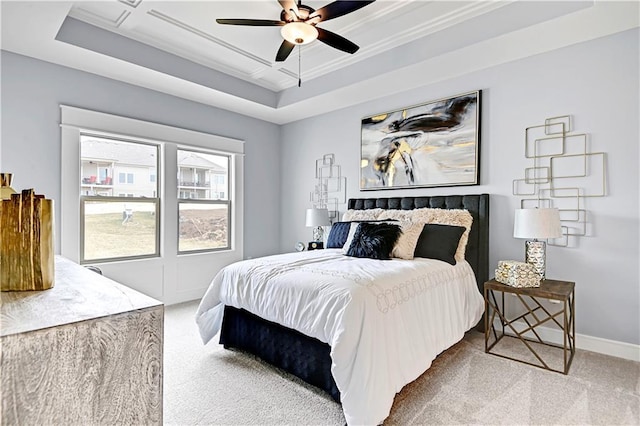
[360,90,481,190]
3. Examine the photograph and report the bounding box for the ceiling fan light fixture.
[281,22,318,45]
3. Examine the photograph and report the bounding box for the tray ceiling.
[65,1,510,91]
[2,1,638,124]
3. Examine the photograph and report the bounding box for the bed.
[196,194,489,425]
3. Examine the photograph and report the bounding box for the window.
[61,104,245,302]
[118,172,134,184]
[80,135,159,263]
[79,138,233,261]
[177,149,230,253]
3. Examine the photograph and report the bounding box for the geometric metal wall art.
[310,153,346,222]
[513,115,607,247]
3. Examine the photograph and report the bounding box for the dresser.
[1,256,164,425]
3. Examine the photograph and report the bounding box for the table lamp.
[513,208,562,280]
[306,207,330,242]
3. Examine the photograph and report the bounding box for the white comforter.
[196,249,484,425]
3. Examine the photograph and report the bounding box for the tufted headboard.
[347,194,490,295]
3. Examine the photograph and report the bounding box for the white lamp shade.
[305,208,330,227]
[514,208,562,239]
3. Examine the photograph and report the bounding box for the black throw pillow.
[346,222,402,260]
[413,224,466,265]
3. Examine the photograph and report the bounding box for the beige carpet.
[164,301,639,425]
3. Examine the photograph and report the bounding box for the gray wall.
[280,29,640,345]
[0,51,281,260]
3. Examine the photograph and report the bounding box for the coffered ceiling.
[1,1,638,124]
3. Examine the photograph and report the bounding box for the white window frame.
[60,105,244,279]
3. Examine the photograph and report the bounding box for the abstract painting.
[360,90,481,190]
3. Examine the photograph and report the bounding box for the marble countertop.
[1,256,163,337]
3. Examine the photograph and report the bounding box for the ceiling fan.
[216,0,376,62]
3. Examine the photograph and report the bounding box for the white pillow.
[342,208,383,221]
[391,221,424,260]
[377,209,415,222]
[341,222,361,254]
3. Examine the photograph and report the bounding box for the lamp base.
[525,240,547,280]
[312,226,324,242]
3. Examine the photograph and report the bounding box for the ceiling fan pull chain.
[298,45,302,87]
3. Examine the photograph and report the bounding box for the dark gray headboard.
[347,194,490,293]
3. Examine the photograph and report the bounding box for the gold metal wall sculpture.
[310,154,346,222]
[513,115,607,247]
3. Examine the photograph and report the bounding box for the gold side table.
[484,278,575,374]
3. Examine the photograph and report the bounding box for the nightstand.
[484,278,575,374]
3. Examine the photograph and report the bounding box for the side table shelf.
[484,278,575,374]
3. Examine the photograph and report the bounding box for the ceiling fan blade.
[275,40,295,62]
[316,27,359,54]
[278,0,299,20]
[310,1,375,22]
[216,18,285,26]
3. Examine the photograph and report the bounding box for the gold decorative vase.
[0,180,55,291]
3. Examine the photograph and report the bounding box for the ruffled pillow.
[337,220,398,252]
[391,221,424,260]
[342,208,383,222]
[377,209,415,222]
[345,222,402,260]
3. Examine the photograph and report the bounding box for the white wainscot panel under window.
[97,259,165,300]
[175,251,243,302]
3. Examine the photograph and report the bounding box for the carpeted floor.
[164,301,640,425]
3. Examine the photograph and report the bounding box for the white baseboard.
[164,288,207,306]
[492,319,640,362]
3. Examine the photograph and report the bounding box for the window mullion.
[164,144,178,259]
